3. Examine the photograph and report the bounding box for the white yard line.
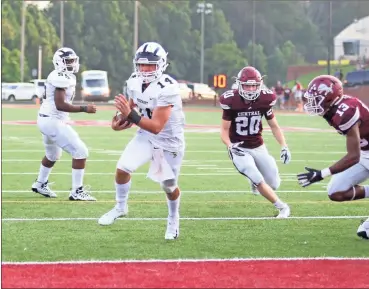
[0,157,339,162]
[1,189,327,194]
[3,256,369,265]
[1,159,335,163]
[1,149,346,154]
[2,215,367,222]
[0,172,326,182]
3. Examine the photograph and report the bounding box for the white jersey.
[126,73,185,152]
[39,70,76,121]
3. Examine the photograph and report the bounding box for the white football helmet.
[52,47,80,74]
[133,42,168,83]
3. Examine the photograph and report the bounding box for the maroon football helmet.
[304,75,343,115]
[235,66,264,101]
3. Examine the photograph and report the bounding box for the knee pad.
[242,169,264,186]
[45,145,62,162]
[116,159,134,174]
[117,165,133,174]
[327,181,335,196]
[64,141,89,159]
[161,179,177,194]
[327,177,352,196]
[269,176,281,190]
[231,153,264,185]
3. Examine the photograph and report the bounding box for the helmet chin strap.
[322,96,341,115]
[329,96,340,107]
[320,96,339,115]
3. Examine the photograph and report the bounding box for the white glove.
[280,146,291,164]
[228,142,245,156]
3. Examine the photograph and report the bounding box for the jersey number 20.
[235,115,262,136]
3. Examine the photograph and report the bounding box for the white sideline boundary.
[3,257,369,265]
[2,215,367,222]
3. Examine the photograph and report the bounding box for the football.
[113,112,132,130]
[115,112,130,125]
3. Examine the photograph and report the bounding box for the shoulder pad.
[126,73,140,89]
[260,88,277,106]
[160,74,179,85]
[160,83,180,96]
[336,104,360,133]
[157,86,180,106]
[48,71,74,88]
[219,90,235,110]
[129,72,138,79]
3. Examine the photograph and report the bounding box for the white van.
[29,79,46,98]
[2,82,40,102]
[81,70,110,101]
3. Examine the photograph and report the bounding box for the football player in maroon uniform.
[297,75,369,239]
[220,66,291,218]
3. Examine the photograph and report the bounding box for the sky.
[27,1,50,10]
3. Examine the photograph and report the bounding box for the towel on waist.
[147,147,175,183]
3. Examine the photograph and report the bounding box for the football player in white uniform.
[98,42,185,240]
[31,47,97,201]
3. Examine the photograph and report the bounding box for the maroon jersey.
[323,95,369,151]
[275,85,284,95]
[220,89,277,149]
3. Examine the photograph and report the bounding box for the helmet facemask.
[134,52,168,83]
[237,80,262,101]
[53,49,79,74]
[63,56,79,73]
[303,92,325,115]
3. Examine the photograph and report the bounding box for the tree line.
[2,0,368,94]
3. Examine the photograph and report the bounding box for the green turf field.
[2,105,368,262]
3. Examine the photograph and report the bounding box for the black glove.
[297,167,323,187]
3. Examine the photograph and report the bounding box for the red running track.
[3,259,369,288]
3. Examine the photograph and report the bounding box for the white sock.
[364,185,369,198]
[37,164,52,184]
[72,169,84,190]
[273,199,286,209]
[115,180,131,211]
[167,193,181,218]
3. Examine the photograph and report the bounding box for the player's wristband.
[80,106,88,112]
[127,109,142,125]
[321,168,332,178]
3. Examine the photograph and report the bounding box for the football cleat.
[165,215,179,240]
[98,204,128,226]
[31,180,57,198]
[357,218,369,239]
[276,204,290,219]
[69,185,96,201]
